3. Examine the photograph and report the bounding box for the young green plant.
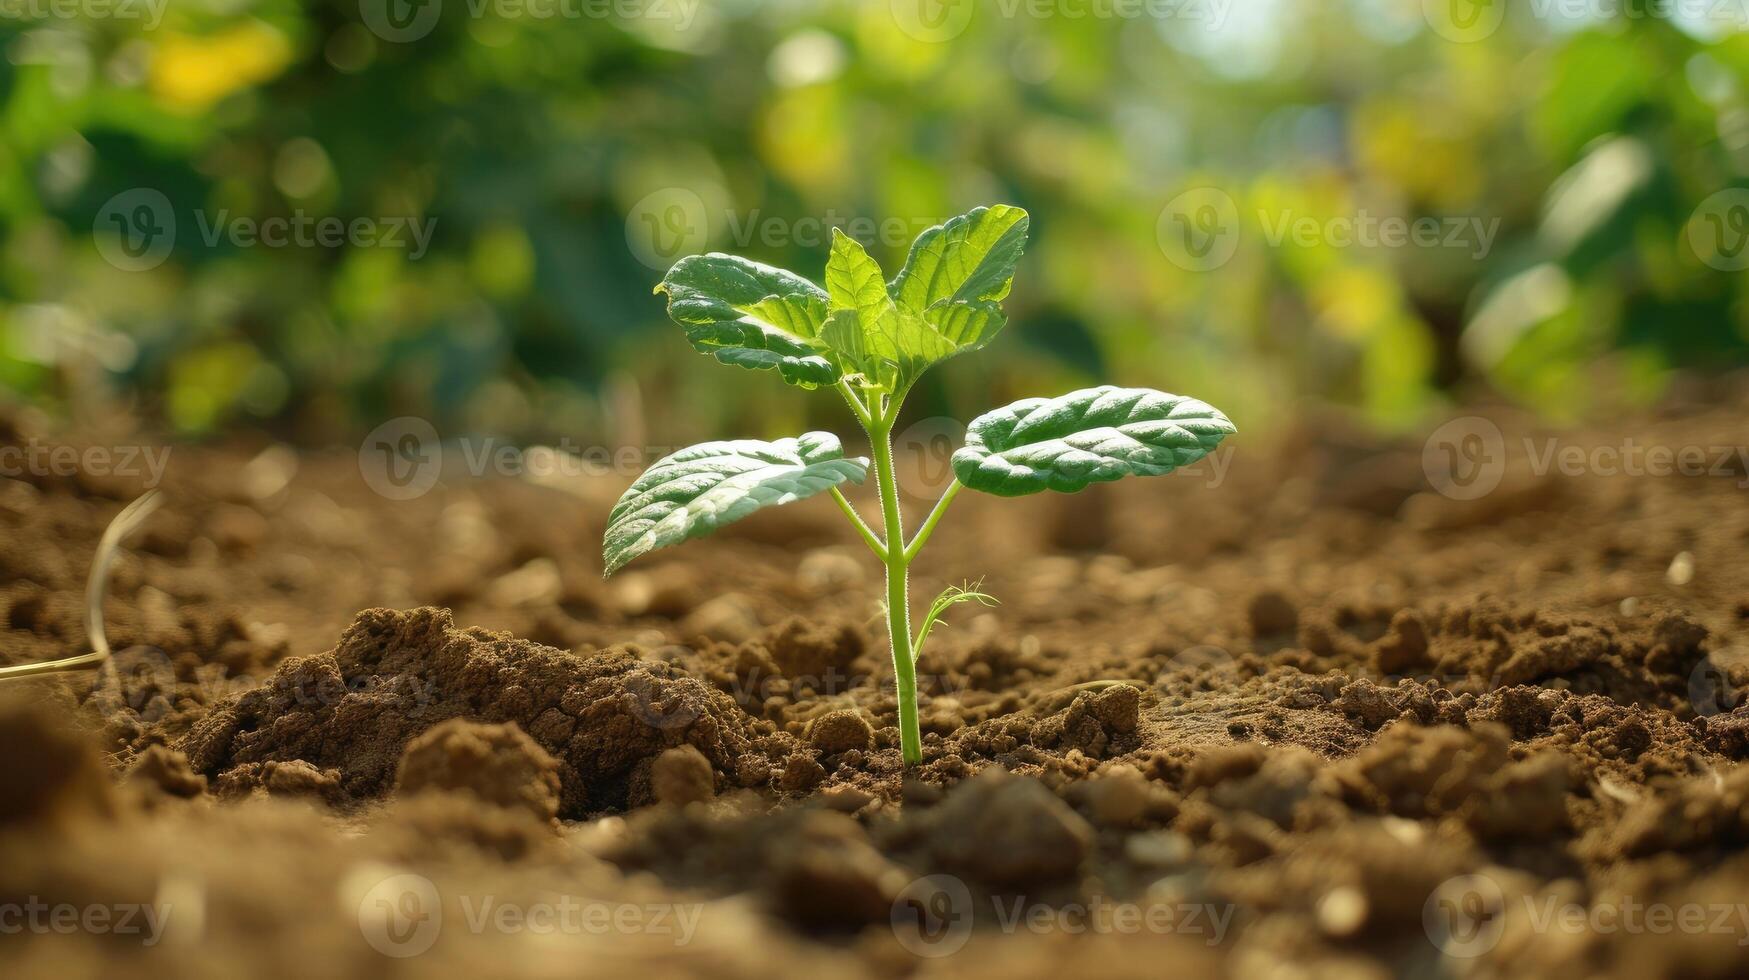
[603,206,1234,765]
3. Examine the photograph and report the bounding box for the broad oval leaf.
[604,432,868,575]
[656,254,838,388]
[951,386,1235,497]
[889,205,1030,352]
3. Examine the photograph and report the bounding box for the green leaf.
[890,205,1030,351]
[952,386,1235,497]
[821,229,956,394]
[655,254,838,388]
[604,432,868,575]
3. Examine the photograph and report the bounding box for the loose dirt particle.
[778,753,826,792]
[1248,590,1299,638]
[395,718,563,824]
[768,811,906,930]
[762,617,865,680]
[1331,678,1401,729]
[214,759,344,802]
[0,697,114,826]
[127,745,207,799]
[1373,609,1431,674]
[1077,764,1153,829]
[924,769,1093,886]
[650,745,715,806]
[807,709,873,755]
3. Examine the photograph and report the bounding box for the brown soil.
[4,383,1749,977]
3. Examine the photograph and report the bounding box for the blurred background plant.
[3,0,1749,445]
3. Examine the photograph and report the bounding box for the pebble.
[1667,551,1695,587]
[1124,830,1193,868]
[1316,886,1368,937]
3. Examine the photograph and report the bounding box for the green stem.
[904,480,961,561]
[868,416,922,765]
[829,486,886,561]
[836,380,873,428]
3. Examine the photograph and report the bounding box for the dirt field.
[4,382,1749,979]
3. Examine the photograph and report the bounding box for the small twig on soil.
[0,490,162,681]
[1028,678,1149,715]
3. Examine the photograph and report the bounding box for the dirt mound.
[178,606,807,815]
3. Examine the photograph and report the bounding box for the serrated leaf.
[821,230,957,394]
[604,432,868,575]
[655,254,838,388]
[890,206,1029,352]
[951,386,1235,497]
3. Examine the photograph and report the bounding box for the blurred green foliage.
[3,0,1749,442]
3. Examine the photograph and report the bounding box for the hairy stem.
[904,480,961,561]
[836,380,873,428]
[829,486,886,560]
[868,417,921,765]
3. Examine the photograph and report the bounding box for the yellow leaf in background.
[1313,265,1397,342]
[757,87,848,196]
[150,22,294,113]
[1352,98,1481,212]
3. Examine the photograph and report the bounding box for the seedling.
[0,490,162,682]
[604,206,1234,764]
